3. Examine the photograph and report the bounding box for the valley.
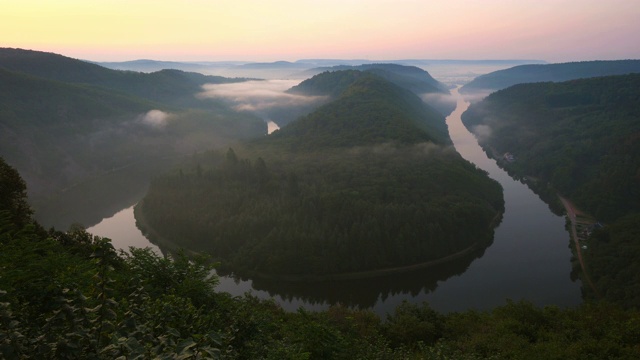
[3,2,640,357]
[2,47,639,358]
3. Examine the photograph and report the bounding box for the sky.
[2,0,639,62]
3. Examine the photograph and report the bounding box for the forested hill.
[287,69,365,97]
[0,47,251,107]
[462,74,640,307]
[292,63,456,116]
[462,74,640,221]
[269,73,450,149]
[460,60,640,96]
[0,67,157,196]
[138,73,504,278]
[295,63,449,94]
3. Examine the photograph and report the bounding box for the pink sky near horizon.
[2,0,639,62]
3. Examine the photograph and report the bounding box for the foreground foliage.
[1,157,640,359]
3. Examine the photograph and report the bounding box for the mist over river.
[87,86,581,315]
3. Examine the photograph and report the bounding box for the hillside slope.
[0,51,267,227]
[0,67,159,195]
[462,74,640,220]
[460,60,640,96]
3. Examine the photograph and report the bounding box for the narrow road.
[559,196,600,297]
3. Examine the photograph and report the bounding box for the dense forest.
[460,60,640,96]
[138,72,504,278]
[0,48,266,227]
[586,213,640,309]
[462,74,640,307]
[3,158,640,358]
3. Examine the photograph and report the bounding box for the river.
[88,88,582,315]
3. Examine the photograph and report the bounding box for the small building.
[589,222,604,231]
[503,152,515,162]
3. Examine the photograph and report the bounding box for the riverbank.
[559,196,599,297]
[135,200,500,282]
[243,241,487,282]
[133,200,205,258]
[240,210,503,282]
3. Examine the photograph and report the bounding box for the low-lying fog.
[189,61,528,128]
[198,80,325,113]
[198,79,327,128]
[99,59,541,86]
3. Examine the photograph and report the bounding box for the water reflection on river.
[88,206,162,256]
[88,88,581,316]
[418,89,581,311]
[89,201,489,314]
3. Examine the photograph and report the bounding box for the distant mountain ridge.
[297,63,449,93]
[0,48,251,107]
[234,61,309,69]
[460,60,640,95]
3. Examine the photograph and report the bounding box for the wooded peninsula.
[138,71,505,278]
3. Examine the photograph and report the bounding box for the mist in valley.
[197,79,328,127]
[3,1,640,357]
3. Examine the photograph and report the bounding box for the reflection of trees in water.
[146,210,500,311]
[241,245,490,309]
